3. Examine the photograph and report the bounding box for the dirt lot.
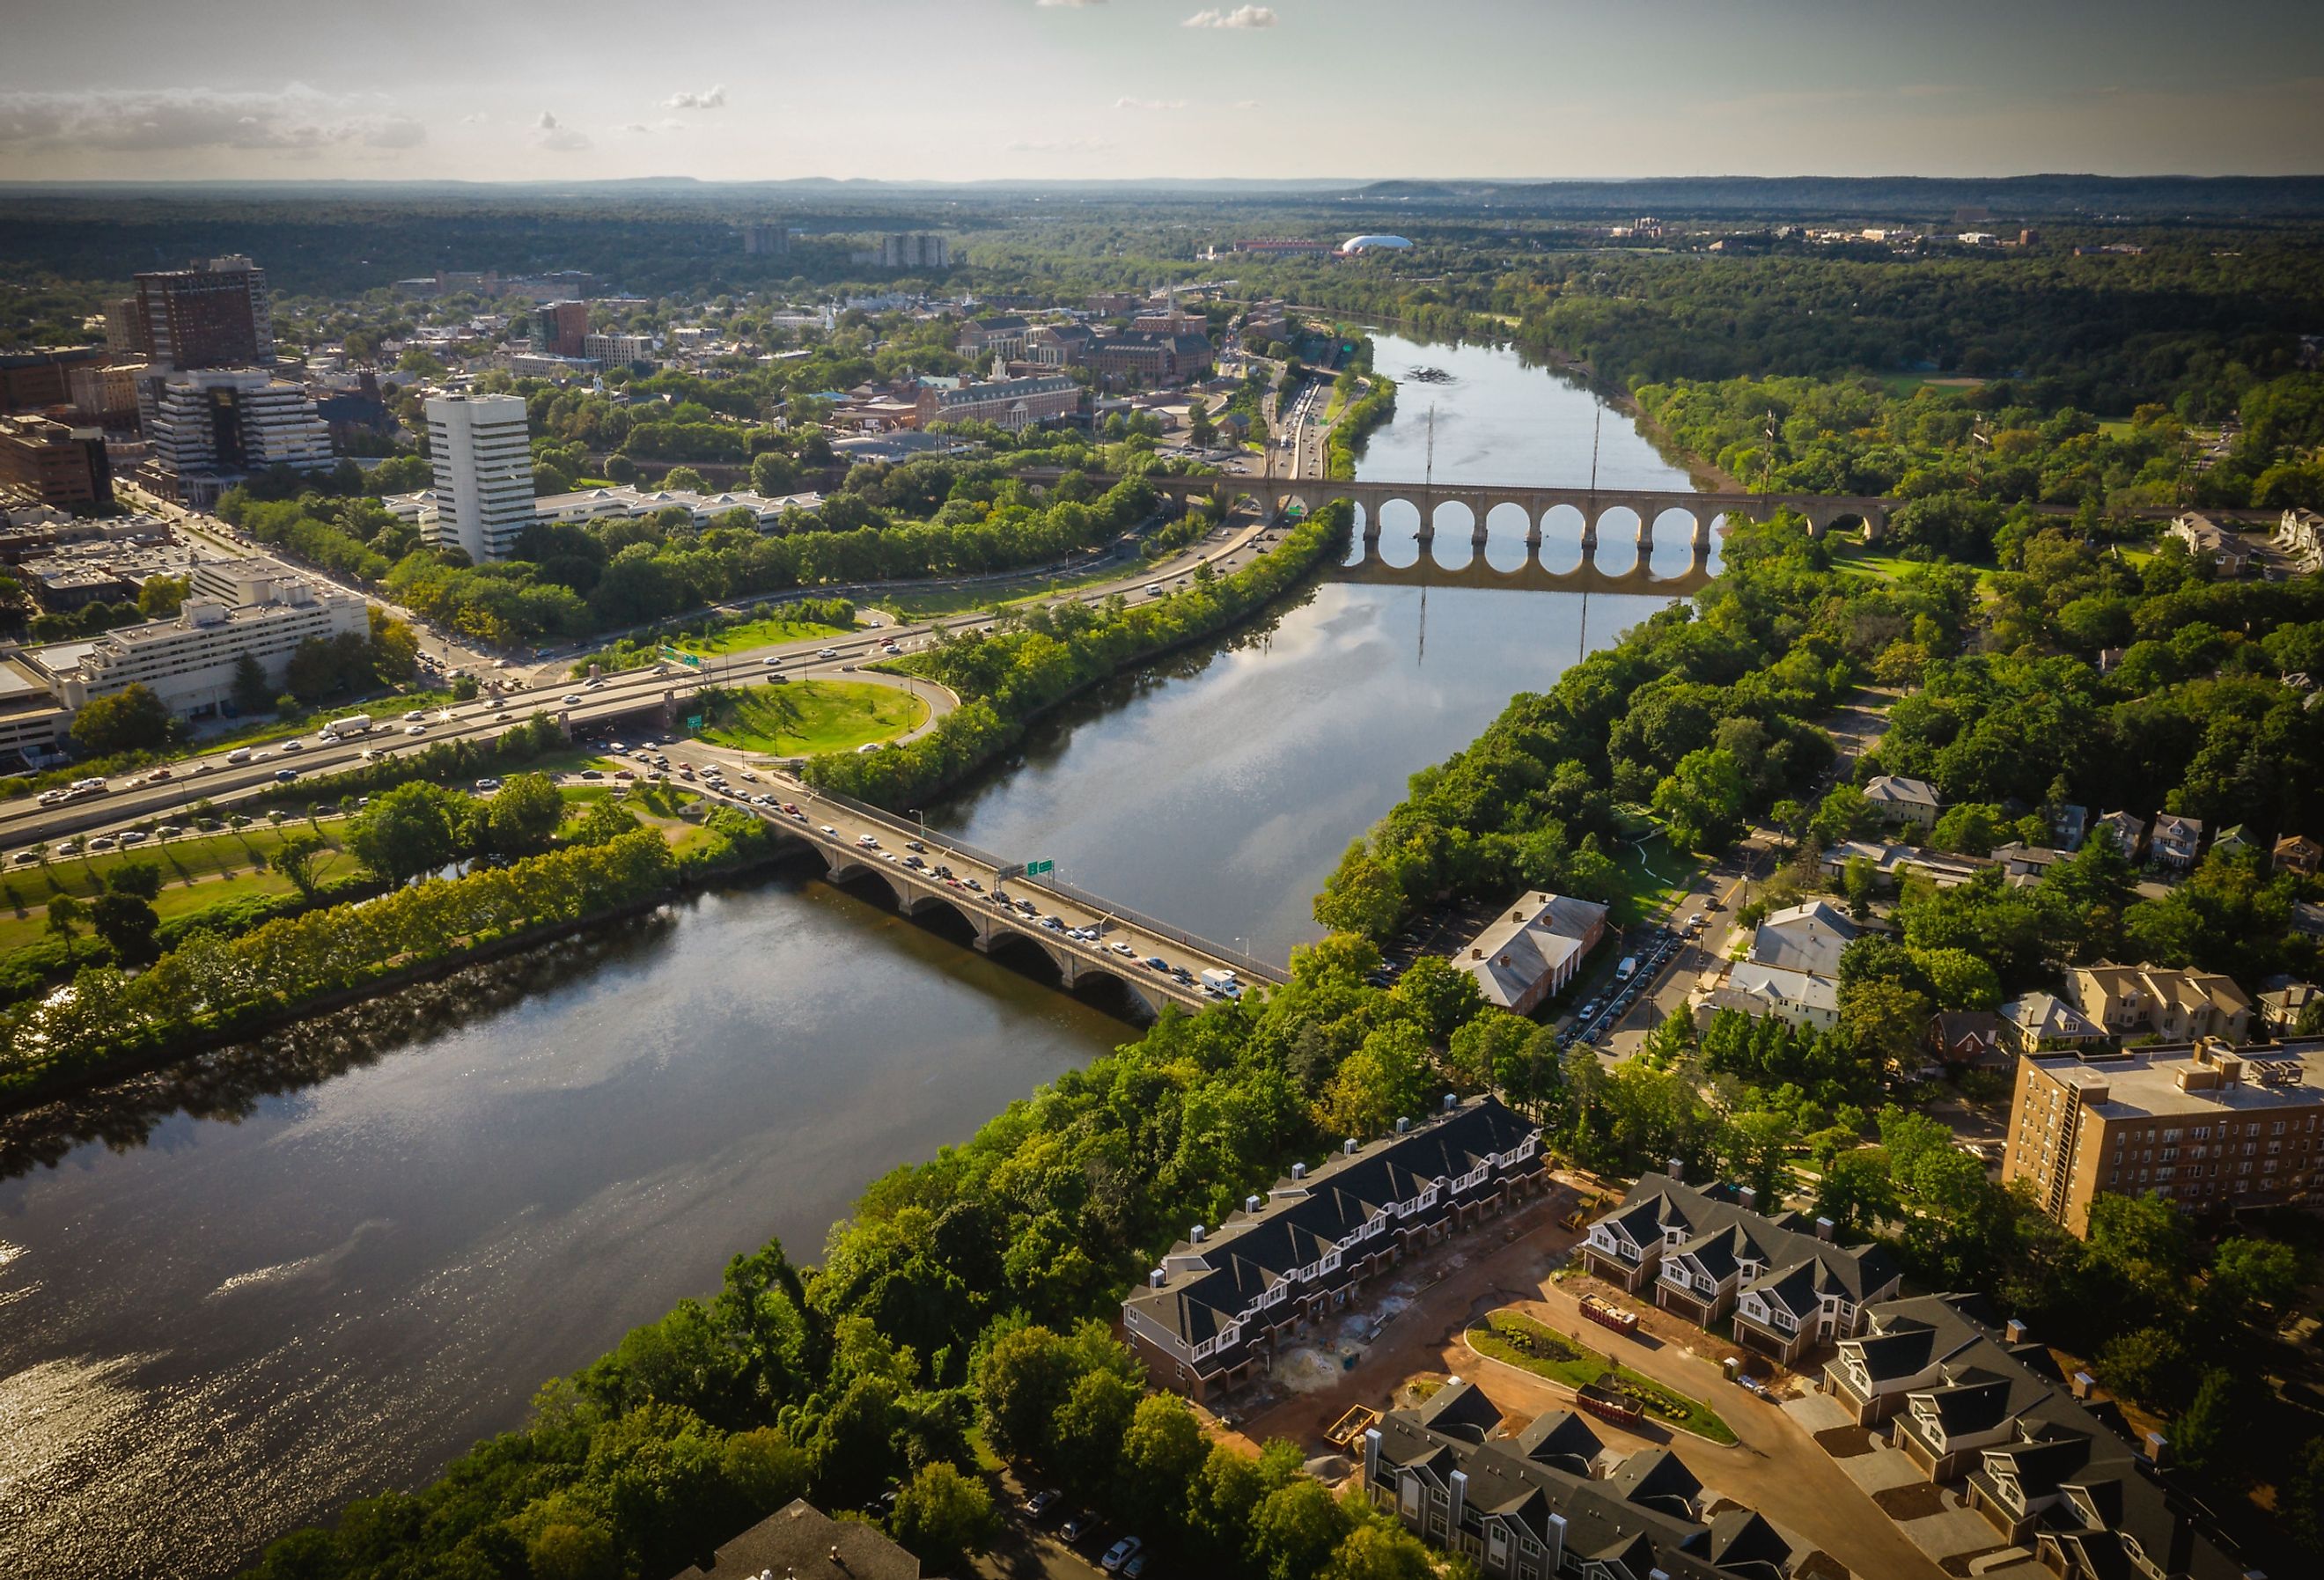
[1220,1176,1946,1580]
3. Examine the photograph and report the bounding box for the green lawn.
[871,558,1129,621]
[698,680,929,756]
[1607,833,1703,927]
[673,614,853,657]
[0,828,357,952]
[1467,1310,1737,1444]
[1833,544,1999,586]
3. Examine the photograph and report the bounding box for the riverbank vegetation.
[1324,372,1395,479]
[801,502,1348,807]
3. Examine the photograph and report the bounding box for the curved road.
[0,503,1293,857]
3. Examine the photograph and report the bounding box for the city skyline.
[1,0,2320,183]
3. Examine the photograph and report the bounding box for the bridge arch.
[1590,506,1643,576]
[1427,497,1477,572]
[826,858,908,909]
[982,928,1070,988]
[902,890,982,946]
[1068,962,1161,1023]
[1481,501,1533,573]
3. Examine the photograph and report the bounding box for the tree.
[137,574,191,620]
[1119,1394,1207,1528]
[1313,845,1401,940]
[1317,1020,1436,1140]
[1325,1522,1438,1580]
[888,1460,997,1575]
[1651,746,1747,853]
[484,773,566,857]
[88,889,160,966]
[973,1325,1076,1464]
[1250,1478,1350,1580]
[1841,854,1878,918]
[45,893,85,960]
[348,781,468,886]
[230,653,276,715]
[70,684,174,756]
[1839,976,1929,1077]
[276,834,329,901]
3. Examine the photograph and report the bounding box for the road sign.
[684,714,702,730]
[1024,858,1055,877]
[660,646,702,669]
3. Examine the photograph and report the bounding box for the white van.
[1615,956,1639,982]
[225,747,254,766]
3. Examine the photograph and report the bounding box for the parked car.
[1102,1537,1144,1572]
[1060,1515,1091,1544]
[1022,1488,1062,1521]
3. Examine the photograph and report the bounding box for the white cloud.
[0,86,423,154]
[1183,5,1276,27]
[1114,97,1189,111]
[666,85,728,110]
[533,110,590,152]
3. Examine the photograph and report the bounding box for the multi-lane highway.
[0,496,1291,856]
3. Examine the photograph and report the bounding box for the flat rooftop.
[2036,1044,2324,1119]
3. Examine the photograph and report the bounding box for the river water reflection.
[0,330,1707,1577]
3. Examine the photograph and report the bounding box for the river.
[0,331,1708,1577]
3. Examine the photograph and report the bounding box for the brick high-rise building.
[533,300,590,359]
[134,254,274,371]
[0,347,106,414]
[0,415,115,511]
[2002,1040,2324,1235]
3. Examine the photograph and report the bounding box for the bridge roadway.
[724,775,1285,1018]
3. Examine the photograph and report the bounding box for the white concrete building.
[425,393,535,563]
[136,369,334,507]
[582,332,658,367]
[28,577,368,721]
[532,484,822,533]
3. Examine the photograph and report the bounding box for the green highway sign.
[1024,859,1054,877]
[660,646,702,669]
[685,715,702,729]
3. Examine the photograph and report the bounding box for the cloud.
[533,110,590,152]
[1183,5,1276,26]
[1231,99,1262,111]
[0,86,423,155]
[1114,96,1189,111]
[666,84,727,110]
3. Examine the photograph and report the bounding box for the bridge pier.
[1691,511,1714,552]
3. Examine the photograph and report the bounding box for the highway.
[0,495,1293,856]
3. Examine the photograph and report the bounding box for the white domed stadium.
[1340,234,1414,253]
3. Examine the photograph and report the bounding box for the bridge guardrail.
[793,782,1287,985]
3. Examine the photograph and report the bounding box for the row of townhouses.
[1580,1172,1903,1365]
[1120,1096,1549,1400]
[1821,1294,2247,1579]
[1364,1377,1810,1580]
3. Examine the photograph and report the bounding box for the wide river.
[0,332,1711,1577]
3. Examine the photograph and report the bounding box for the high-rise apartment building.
[133,255,274,370]
[2002,1040,2324,1235]
[425,393,534,562]
[876,232,950,269]
[137,369,334,507]
[582,332,657,368]
[742,222,790,257]
[533,300,591,359]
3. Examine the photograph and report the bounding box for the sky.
[0,0,2319,183]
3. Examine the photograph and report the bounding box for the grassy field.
[868,553,1144,621]
[1467,1310,1736,1444]
[1833,544,1999,586]
[0,827,358,952]
[1607,832,1703,926]
[673,614,853,657]
[1871,372,1989,399]
[699,680,928,756]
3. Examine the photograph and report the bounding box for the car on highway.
[819,825,838,836]
[761,655,781,666]
[402,709,426,723]
[1038,915,1065,931]
[1109,940,1137,958]
[144,766,174,783]
[561,694,583,705]
[405,724,427,736]
[474,777,502,791]
[1145,584,1163,597]
[11,850,37,864]
[274,768,298,783]
[119,830,147,845]
[816,647,840,659]
[1143,956,1168,972]
[1102,1536,1143,1572]
[279,739,303,753]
